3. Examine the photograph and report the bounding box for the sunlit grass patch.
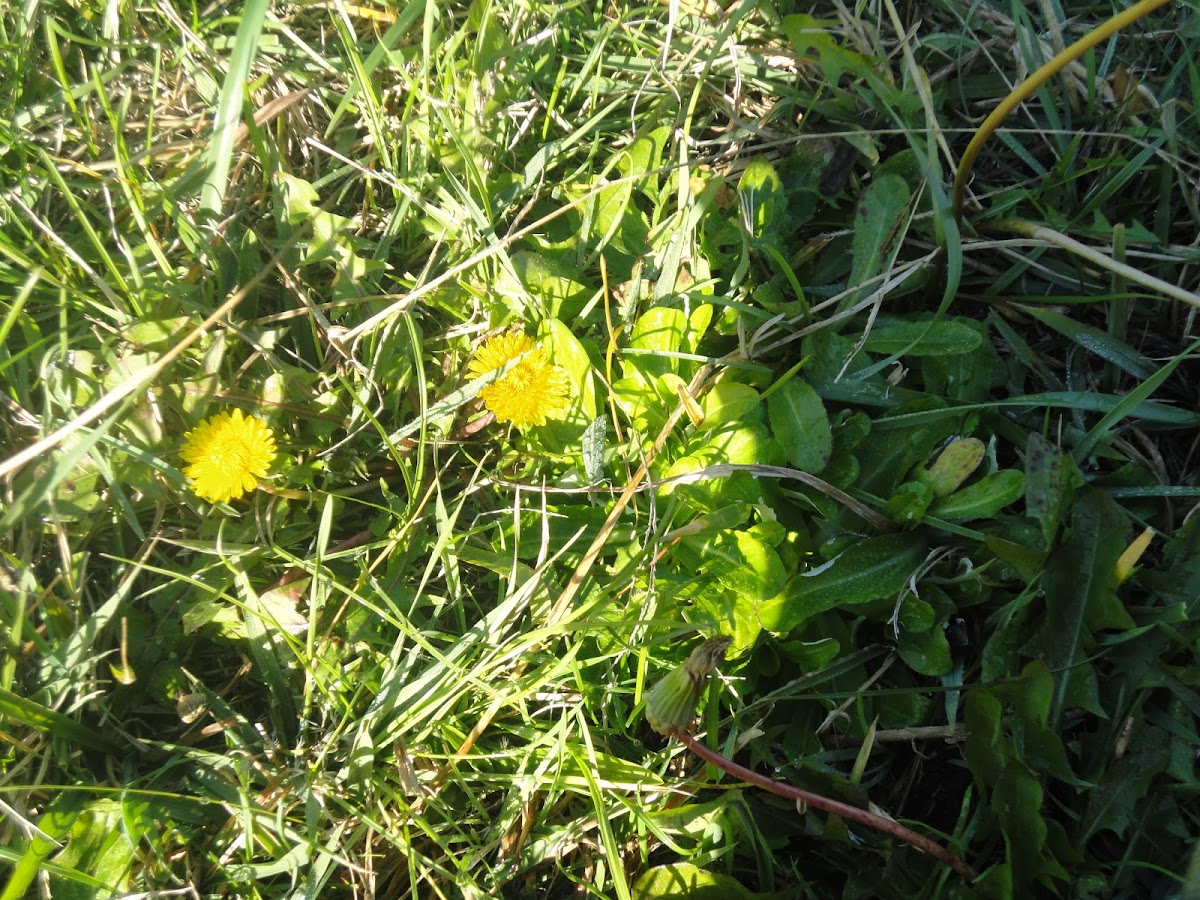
[2,0,1199,897]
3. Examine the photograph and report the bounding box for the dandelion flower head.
[467,331,571,429]
[180,409,277,503]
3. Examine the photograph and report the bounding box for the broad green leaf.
[874,146,928,194]
[1024,432,1073,547]
[659,437,765,512]
[612,375,665,432]
[968,864,1013,900]
[727,600,769,653]
[678,530,785,650]
[832,409,871,452]
[591,130,668,257]
[1000,659,1054,728]
[993,763,1052,884]
[1083,726,1170,841]
[698,179,746,272]
[842,174,910,314]
[658,369,689,404]
[862,315,983,356]
[1057,663,1102,718]
[686,304,714,355]
[657,453,722,502]
[778,636,842,669]
[964,690,1005,788]
[558,746,668,791]
[914,437,985,498]
[255,579,309,635]
[467,1,511,72]
[455,547,551,610]
[922,319,997,402]
[801,328,873,385]
[273,172,384,300]
[824,414,870,488]
[770,532,927,633]
[123,315,193,351]
[898,595,935,632]
[179,591,242,636]
[582,415,607,485]
[510,251,593,321]
[591,176,643,255]
[751,522,787,551]
[699,382,760,431]
[882,480,932,527]
[930,470,1025,522]
[851,396,959,496]
[646,795,737,837]
[897,625,952,675]
[666,504,752,540]
[49,800,136,899]
[700,423,779,468]
[994,661,1077,783]
[276,170,320,222]
[781,14,879,85]
[540,316,598,422]
[767,378,832,472]
[632,862,763,900]
[738,157,785,243]
[1187,846,1200,900]
[628,307,686,383]
[985,537,1046,585]
[775,141,834,228]
[590,137,654,254]
[1022,488,1135,724]
[691,530,787,603]
[52,464,104,522]
[819,452,860,490]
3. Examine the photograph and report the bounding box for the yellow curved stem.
[953,0,1174,219]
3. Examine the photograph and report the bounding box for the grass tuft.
[3,1,1199,897]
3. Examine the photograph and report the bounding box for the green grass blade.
[199,0,271,215]
[0,686,121,754]
[1073,336,1200,462]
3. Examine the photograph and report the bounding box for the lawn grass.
[2,1,1200,897]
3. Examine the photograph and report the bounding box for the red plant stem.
[677,733,977,881]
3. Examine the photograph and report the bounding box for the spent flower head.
[467,331,571,428]
[180,409,277,503]
[645,635,732,737]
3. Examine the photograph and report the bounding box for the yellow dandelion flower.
[180,409,277,503]
[467,331,571,428]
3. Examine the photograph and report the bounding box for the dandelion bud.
[645,636,732,737]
